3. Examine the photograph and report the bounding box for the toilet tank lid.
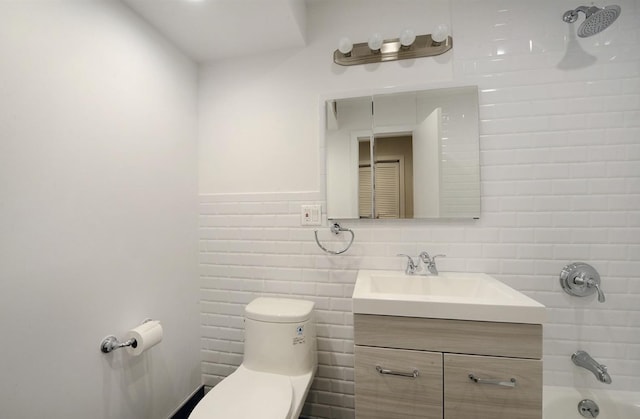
[245,297,314,323]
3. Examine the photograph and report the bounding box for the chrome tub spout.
[572,350,612,384]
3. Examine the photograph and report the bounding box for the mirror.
[325,85,480,220]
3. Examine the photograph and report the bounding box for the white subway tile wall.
[199,1,639,418]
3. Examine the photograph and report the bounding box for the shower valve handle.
[574,274,606,303]
[560,262,605,304]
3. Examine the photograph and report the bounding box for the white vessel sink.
[352,270,546,324]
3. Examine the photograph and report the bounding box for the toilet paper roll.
[125,320,163,356]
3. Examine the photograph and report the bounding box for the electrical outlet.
[301,204,321,226]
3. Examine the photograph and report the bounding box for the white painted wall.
[0,1,200,418]
[198,0,453,195]
[198,1,640,418]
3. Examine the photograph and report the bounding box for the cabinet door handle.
[468,373,517,387]
[376,365,419,378]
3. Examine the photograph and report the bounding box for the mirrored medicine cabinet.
[325,85,480,220]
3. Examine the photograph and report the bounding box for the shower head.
[562,5,621,37]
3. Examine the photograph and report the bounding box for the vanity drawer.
[354,314,542,359]
[355,346,443,419]
[444,353,542,419]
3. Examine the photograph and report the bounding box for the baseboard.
[169,386,205,419]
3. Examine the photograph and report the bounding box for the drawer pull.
[468,373,517,387]
[376,365,419,378]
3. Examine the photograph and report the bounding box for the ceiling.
[122,0,308,63]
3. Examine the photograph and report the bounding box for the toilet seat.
[188,366,293,419]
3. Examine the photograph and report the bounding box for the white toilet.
[189,297,317,419]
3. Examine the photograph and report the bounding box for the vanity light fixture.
[334,25,452,66]
[338,37,353,56]
[399,28,416,48]
[367,33,383,52]
[431,23,449,43]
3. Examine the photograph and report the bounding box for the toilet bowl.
[189,297,317,419]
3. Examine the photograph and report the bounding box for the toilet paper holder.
[100,319,152,354]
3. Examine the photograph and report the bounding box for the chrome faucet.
[572,350,612,384]
[397,254,419,274]
[418,252,446,275]
[398,252,445,275]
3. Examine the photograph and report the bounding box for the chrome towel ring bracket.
[314,222,355,255]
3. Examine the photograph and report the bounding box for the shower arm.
[563,6,599,23]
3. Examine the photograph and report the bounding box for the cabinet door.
[355,346,443,419]
[444,354,542,419]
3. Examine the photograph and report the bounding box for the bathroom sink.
[352,270,545,324]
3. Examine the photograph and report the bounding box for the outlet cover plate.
[301,204,322,226]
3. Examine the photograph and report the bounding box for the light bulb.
[368,33,383,51]
[338,37,353,55]
[399,28,416,47]
[432,23,449,43]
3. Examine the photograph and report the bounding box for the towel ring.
[314,222,355,255]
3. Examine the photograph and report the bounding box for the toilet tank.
[243,297,317,376]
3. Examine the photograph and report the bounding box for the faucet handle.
[586,277,606,303]
[397,254,418,274]
[418,252,446,263]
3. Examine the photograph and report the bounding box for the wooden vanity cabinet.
[355,346,443,419]
[354,314,543,419]
[444,353,542,419]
